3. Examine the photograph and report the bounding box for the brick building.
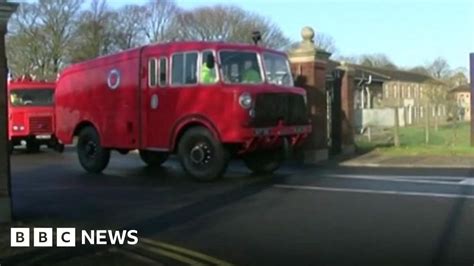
[328,61,448,130]
[450,84,471,121]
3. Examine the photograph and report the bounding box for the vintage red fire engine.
[55,41,311,181]
[8,77,64,153]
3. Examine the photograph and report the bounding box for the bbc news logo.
[10,228,138,247]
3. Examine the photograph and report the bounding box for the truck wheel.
[243,151,283,175]
[26,141,40,153]
[139,150,168,166]
[178,127,230,182]
[77,127,110,173]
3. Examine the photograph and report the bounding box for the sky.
[28,0,474,72]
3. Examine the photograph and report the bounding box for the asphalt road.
[2,148,474,266]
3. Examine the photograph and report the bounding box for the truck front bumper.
[239,124,312,154]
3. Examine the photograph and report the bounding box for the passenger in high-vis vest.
[201,63,217,84]
[201,53,217,84]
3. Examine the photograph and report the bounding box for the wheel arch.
[73,121,101,141]
[170,115,221,152]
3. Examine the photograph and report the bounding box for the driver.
[242,60,261,83]
[10,93,22,105]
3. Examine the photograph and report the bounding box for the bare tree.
[113,4,146,50]
[428,57,450,79]
[7,3,48,78]
[141,0,179,43]
[37,0,83,76]
[409,66,431,76]
[70,0,117,62]
[446,68,468,88]
[7,0,83,79]
[423,80,449,133]
[168,5,290,49]
[314,33,336,54]
[358,54,397,70]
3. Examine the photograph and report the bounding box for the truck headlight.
[239,92,252,109]
[13,125,24,131]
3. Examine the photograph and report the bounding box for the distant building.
[449,84,471,121]
[327,61,448,131]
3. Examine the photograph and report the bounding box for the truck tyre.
[178,127,229,182]
[139,150,168,166]
[243,150,283,175]
[26,141,40,153]
[77,127,110,173]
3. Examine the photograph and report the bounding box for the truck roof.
[60,41,287,76]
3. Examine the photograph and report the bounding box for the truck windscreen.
[10,88,54,107]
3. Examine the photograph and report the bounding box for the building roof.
[327,60,444,85]
[450,84,471,93]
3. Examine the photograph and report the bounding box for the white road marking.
[323,174,473,186]
[274,184,474,199]
[460,179,474,185]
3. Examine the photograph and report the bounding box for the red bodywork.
[55,42,311,154]
[8,79,59,148]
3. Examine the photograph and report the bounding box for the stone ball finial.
[301,26,315,43]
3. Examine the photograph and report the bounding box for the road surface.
[1,148,473,265]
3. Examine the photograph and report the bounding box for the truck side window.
[172,52,198,85]
[148,58,158,88]
[200,50,218,84]
[159,57,167,87]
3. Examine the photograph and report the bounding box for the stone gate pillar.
[0,1,18,223]
[289,27,331,163]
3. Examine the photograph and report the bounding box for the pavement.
[0,148,474,265]
[341,150,474,168]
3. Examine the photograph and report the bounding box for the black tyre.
[139,150,169,166]
[26,141,40,153]
[243,150,283,175]
[77,127,110,173]
[178,127,230,182]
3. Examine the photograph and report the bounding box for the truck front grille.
[29,116,53,134]
[252,93,308,127]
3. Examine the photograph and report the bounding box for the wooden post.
[425,104,430,144]
[0,1,19,223]
[470,53,473,146]
[393,107,400,147]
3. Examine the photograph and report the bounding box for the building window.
[172,52,198,85]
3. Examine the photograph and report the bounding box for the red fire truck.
[8,78,64,153]
[55,41,311,181]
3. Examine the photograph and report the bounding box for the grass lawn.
[356,122,474,156]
